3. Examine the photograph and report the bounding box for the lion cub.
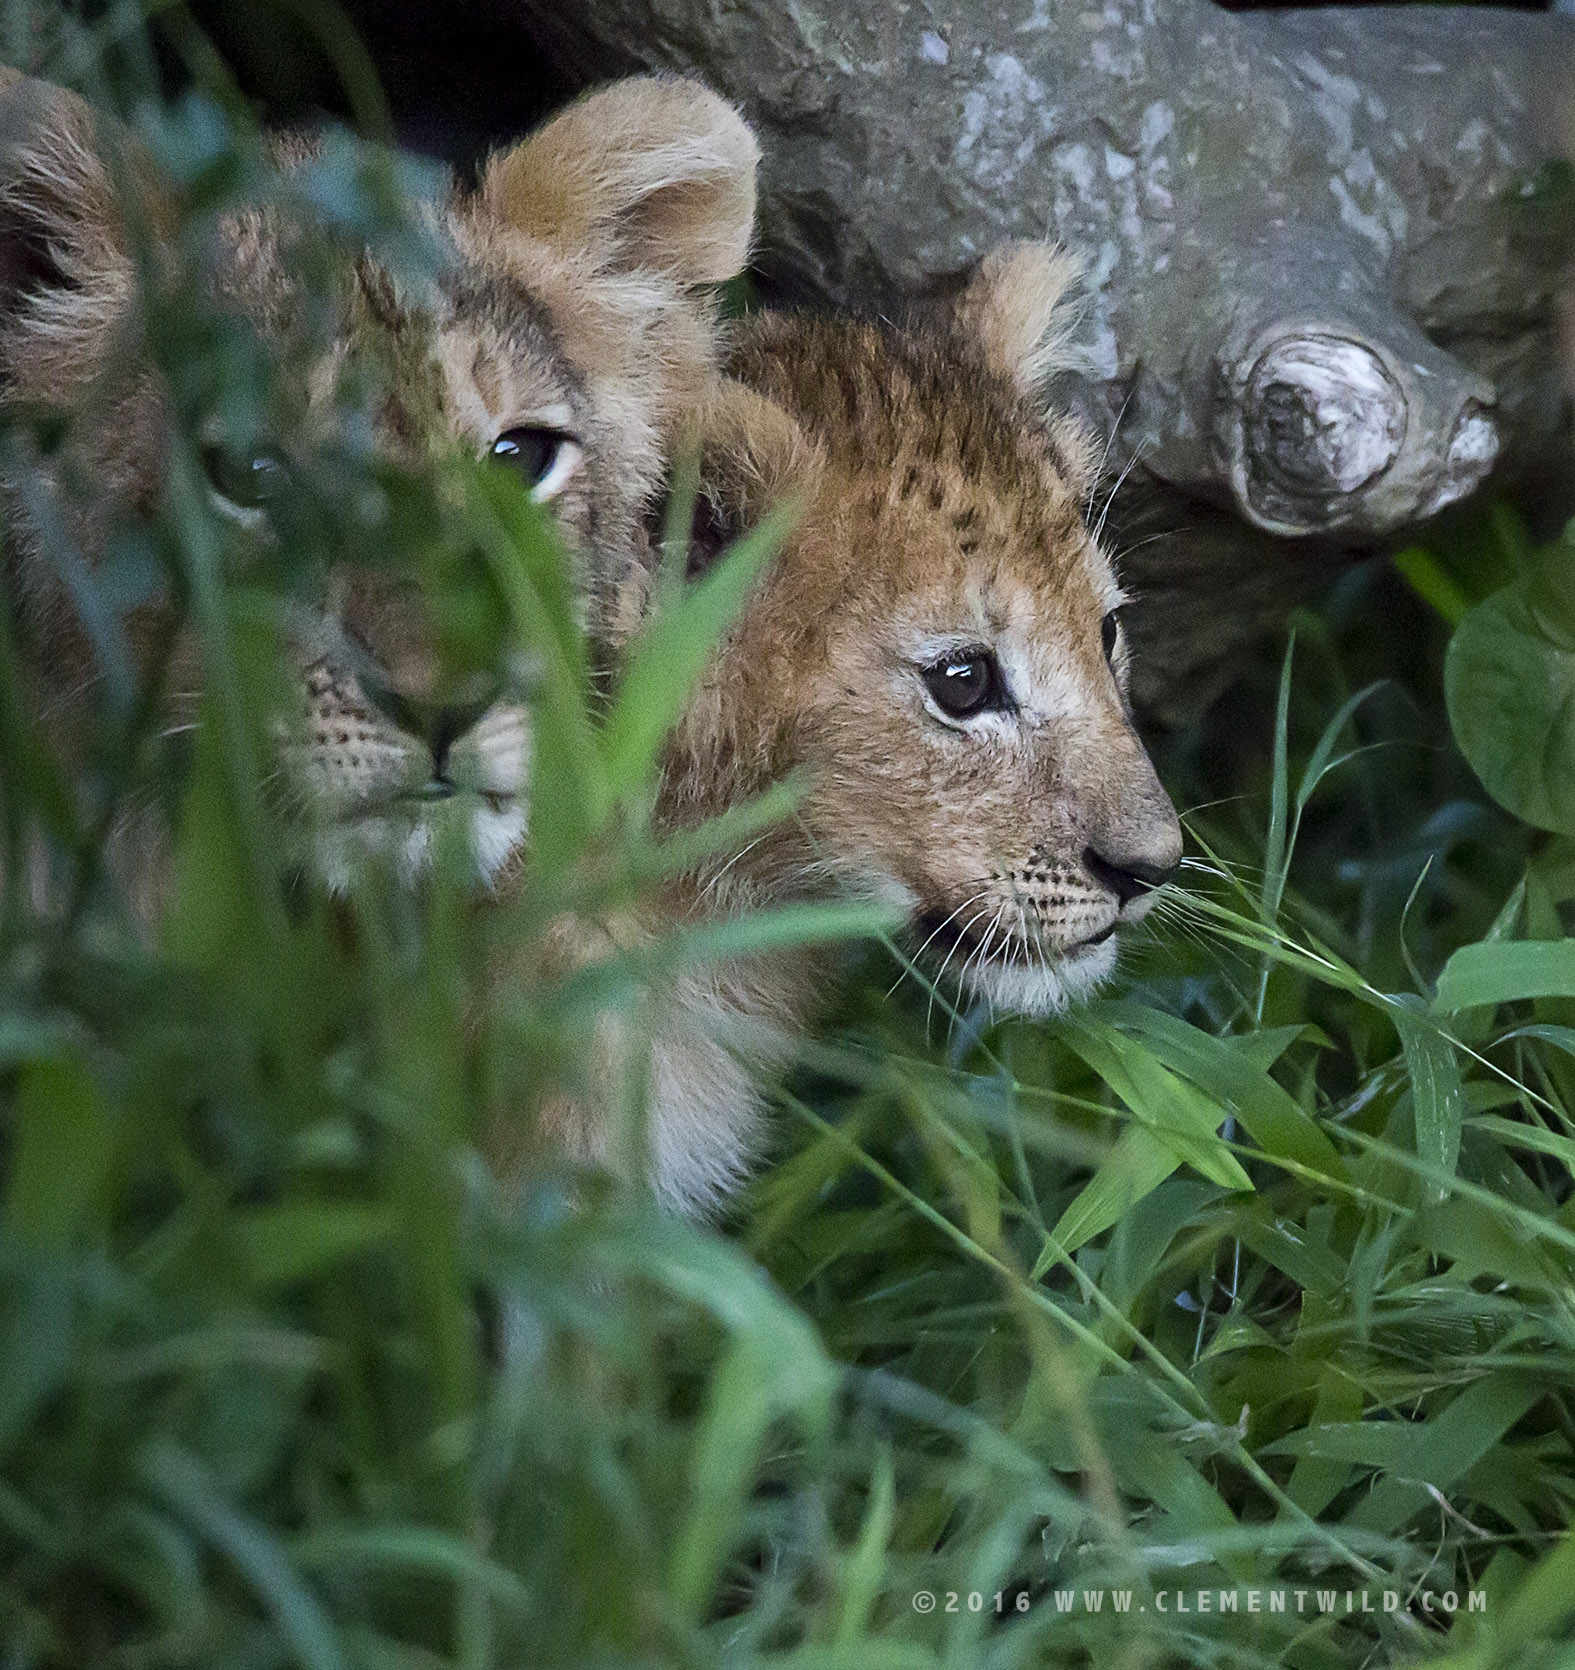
[0,70,756,893]
[558,246,1184,1212]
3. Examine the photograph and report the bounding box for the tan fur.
[953,244,1083,392]
[484,75,758,289]
[490,898,814,1213]
[553,252,1184,1211]
[0,71,757,896]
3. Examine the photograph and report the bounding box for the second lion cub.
[545,245,1183,1212]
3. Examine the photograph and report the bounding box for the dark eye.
[1101,608,1123,666]
[922,651,1006,719]
[201,443,289,514]
[490,426,582,502]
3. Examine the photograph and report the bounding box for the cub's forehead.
[737,311,1121,614]
[861,430,1122,639]
[208,206,585,447]
[428,265,583,445]
[992,538,1119,627]
[886,533,1118,647]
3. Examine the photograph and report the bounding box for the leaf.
[600,504,792,794]
[584,1213,837,1621]
[1469,1108,1575,1170]
[1260,635,1296,933]
[472,467,606,867]
[1048,1124,1185,1258]
[1391,999,1464,1202]
[0,1017,76,1072]
[835,1450,895,1644]
[1228,1210,1348,1298]
[3,1054,113,1245]
[1098,1178,1222,1309]
[1345,1372,1547,1537]
[161,675,282,967]
[1435,937,1575,1011]
[1092,1000,1342,1178]
[291,1526,532,1616]
[1295,681,1388,819]
[233,1203,398,1293]
[1089,1387,1243,1555]
[1493,1529,1575,1650]
[1055,1015,1254,1193]
[668,900,903,964]
[664,1262,837,1618]
[1233,1021,1318,1074]
[1445,577,1575,835]
[139,1441,345,1670]
[1264,1373,1546,1537]
[88,1502,207,1641]
[0,1264,75,1462]
[1414,1196,1570,1292]
[0,601,82,846]
[1392,546,1471,626]
[1279,1366,1363,1519]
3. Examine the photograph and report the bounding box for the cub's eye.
[922,651,1007,719]
[201,443,289,518]
[1101,608,1123,666]
[490,426,583,503]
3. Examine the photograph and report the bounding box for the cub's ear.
[481,76,758,287]
[955,241,1101,498]
[0,68,132,335]
[660,378,821,578]
[954,242,1086,396]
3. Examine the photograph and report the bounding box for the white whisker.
[693,834,771,911]
[886,881,997,1000]
[1092,440,1149,550]
[926,901,997,1037]
[1086,386,1136,522]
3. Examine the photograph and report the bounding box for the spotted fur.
[580,249,1185,1210]
[0,69,758,903]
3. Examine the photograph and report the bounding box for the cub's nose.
[1082,845,1179,906]
[360,674,497,790]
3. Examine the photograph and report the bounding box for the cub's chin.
[953,933,1120,1018]
[304,796,526,896]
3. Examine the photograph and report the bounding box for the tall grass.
[1,11,1573,1668]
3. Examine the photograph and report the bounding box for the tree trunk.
[508,0,1575,720]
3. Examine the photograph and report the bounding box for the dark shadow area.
[176,0,573,165]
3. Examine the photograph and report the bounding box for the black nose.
[1083,845,1177,906]
[359,676,497,785]
[423,698,492,784]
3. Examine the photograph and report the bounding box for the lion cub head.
[0,71,756,890]
[671,247,1182,1015]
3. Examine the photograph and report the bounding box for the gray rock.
[517,0,1574,718]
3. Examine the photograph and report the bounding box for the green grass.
[3,13,1575,1669]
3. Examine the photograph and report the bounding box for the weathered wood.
[503,0,1575,720]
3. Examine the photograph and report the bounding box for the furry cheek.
[306,799,527,895]
[959,934,1119,1017]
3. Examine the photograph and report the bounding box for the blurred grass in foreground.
[1,8,1575,1669]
